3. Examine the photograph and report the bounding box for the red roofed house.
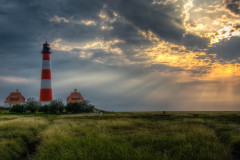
[4,89,25,107]
[67,89,84,103]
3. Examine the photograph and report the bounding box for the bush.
[38,105,49,113]
[9,104,26,113]
[66,101,94,113]
[58,104,64,113]
[48,99,65,114]
[66,103,73,113]
[25,98,40,113]
[0,106,5,110]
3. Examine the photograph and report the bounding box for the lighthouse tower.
[40,41,53,105]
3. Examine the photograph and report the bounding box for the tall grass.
[0,112,239,160]
[34,112,239,160]
[0,116,49,160]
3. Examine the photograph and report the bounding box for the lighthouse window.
[72,98,80,100]
[11,98,19,101]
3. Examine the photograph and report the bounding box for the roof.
[67,90,84,103]
[5,91,25,104]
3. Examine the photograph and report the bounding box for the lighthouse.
[40,41,53,105]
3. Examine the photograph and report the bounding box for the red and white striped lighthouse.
[40,41,53,105]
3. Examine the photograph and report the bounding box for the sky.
[0,0,240,111]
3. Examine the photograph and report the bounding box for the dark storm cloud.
[106,0,185,43]
[182,34,210,50]
[0,1,50,51]
[0,0,105,79]
[48,2,154,49]
[50,23,102,43]
[0,0,104,46]
[208,37,240,60]
[225,0,240,15]
[109,21,151,46]
[0,0,198,63]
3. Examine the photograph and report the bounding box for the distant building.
[4,89,25,107]
[67,89,84,103]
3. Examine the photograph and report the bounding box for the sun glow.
[181,0,240,45]
[208,25,240,44]
[138,30,240,81]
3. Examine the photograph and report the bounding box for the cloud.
[208,37,240,60]
[106,0,185,43]
[81,19,97,26]
[182,33,210,49]
[182,0,240,44]
[100,25,113,30]
[51,38,124,55]
[225,0,240,15]
[0,76,34,84]
[49,15,70,23]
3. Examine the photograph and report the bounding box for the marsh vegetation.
[0,112,239,160]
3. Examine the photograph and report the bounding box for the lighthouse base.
[40,101,52,106]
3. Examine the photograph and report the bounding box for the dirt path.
[21,116,56,160]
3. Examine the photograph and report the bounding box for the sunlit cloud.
[100,25,113,30]
[152,0,179,5]
[51,38,128,65]
[49,15,70,23]
[181,0,240,44]
[138,29,240,81]
[98,6,118,23]
[81,19,96,26]
[52,38,123,53]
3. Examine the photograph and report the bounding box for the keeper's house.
[67,89,84,103]
[4,89,25,107]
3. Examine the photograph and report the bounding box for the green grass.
[0,112,240,160]
[0,116,49,160]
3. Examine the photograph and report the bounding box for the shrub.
[66,101,94,113]
[38,105,49,113]
[48,99,65,114]
[86,104,95,112]
[0,106,5,110]
[25,98,40,113]
[66,102,78,113]
[9,104,26,113]
[58,104,64,113]
[66,102,73,113]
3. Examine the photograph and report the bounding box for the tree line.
[9,98,95,114]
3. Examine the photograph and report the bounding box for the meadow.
[0,112,239,160]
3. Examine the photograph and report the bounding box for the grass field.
[0,112,239,160]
